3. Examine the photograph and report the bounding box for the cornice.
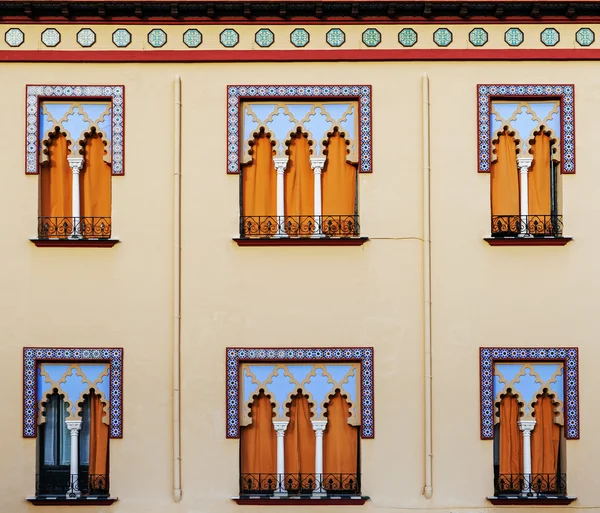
[2,1,600,24]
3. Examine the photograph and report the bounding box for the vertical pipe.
[173,75,183,503]
[422,73,433,500]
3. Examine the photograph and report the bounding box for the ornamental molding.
[479,347,579,440]
[4,2,600,22]
[23,347,124,439]
[227,85,372,174]
[477,84,575,174]
[26,85,125,175]
[226,347,374,439]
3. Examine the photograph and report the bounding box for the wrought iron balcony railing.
[38,217,111,239]
[240,472,360,496]
[494,473,567,496]
[36,473,110,498]
[491,215,563,237]
[240,215,360,239]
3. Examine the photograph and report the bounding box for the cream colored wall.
[0,57,599,513]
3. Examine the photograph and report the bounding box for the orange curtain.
[490,132,520,234]
[285,134,314,235]
[40,132,72,219]
[322,132,357,215]
[240,393,277,475]
[88,393,109,477]
[528,133,552,234]
[284,393,315,477]
[241,134,277,236]
[322,133,357,235]
[499,395,523,477]
[81,134,112,221]
[531,395,560,476]
[323,392,358,477]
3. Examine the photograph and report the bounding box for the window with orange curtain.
[531,395,562,492]
[494,394,523,494]
[239,120,359,239]
[489,99,562,239]
[38,390,110,497]
[38,107,113,241]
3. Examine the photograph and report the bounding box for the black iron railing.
[240,215,360,239]
[491,215,563,237]
[36,473,109,497]
[240,473,360,496]
[494,473,567,496]
[38,217,111,239]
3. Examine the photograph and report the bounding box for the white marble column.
[311,420,328,496]
[67,156,84,239]
[310,157,326,237]
[517,157,533,236]
[273,158,288,237]
[518,419,536,496]
[65,419,82,498]
[273,421,289,496]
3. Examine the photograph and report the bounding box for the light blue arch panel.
[97,110,113,142]
[286,104,314,122]
[95,373,110,399]
[266,368,296,418]
[304,107,333,155]
[493,375,506,398]
[40,112,57,140]
[250,103,278,121]
[80,103,109,124]
[495,363,524,385]
[532,363,561,384]
[546,109,561,139]
[247,365,275,384]
[37,367,54,400]
[305,368,333,417]
[339,106,355,141]
[62,107,90,141]
[512,368,542,414]
[78,363,108,385]
[42,363,71,383]
[511,107,538,141]
[341,368,357,404]
[265,108,296,150]
[44,103,71,123]
[286,365,313,384]
[528,102,556,123]
[61,368,90,416]
[551,370,564,402]
[324,365,351,384]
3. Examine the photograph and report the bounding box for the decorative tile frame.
[477,84,575,173]
[226,347,374,438]
[227,85,372,174]
[23,347,124,438]
[26,85,125,175]
[479,347,579,440]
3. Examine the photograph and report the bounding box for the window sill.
[30,239,120,248]
[233,496,369,506]
[27,497,118,506]
[487,496,576,506]
[233,237,369,247]
[484,237,572,246]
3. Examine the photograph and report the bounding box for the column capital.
[310,157,326,173]
[65,419,83,432]
[273,420,289,434]
[517,156,533,172]
[517,419,536,434]
[67,156,84,172]
[311,420,328,433]
[273,157,289,173]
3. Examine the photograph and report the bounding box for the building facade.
[1,2,599,512]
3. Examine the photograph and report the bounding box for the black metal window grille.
[37,217,111,239]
